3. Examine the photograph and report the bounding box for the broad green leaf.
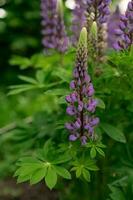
[18,157,40,164]
[30,167,47,185]
[54,68,71,83]
[18,75,38,84]
[101,123,126,143]
[51,154,71,164]
[85,160,99,171]
[16,164,43,177]
[96,143,106,148]
[96,147,105,157]
[90,147,97,158]
[96,98,105,109]
[36,70,45,83]
[45,166,57,190]
[44,89,68,96]
[54,166,71,180]
[9,56,31,69]
[82,169,91,182]
[76,167,82,178]
[17,175,30,183]
[109,185,125,200]
[8,85,37,95]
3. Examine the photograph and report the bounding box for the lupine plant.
[65,27,99,144]
[41,0,57,50]
[71,0,86,45]
[41,0,68,53]
[113,0,133,50]
[0,0,133,199]
[107,6,121,48]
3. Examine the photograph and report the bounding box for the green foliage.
[71,158,99,182]
[101,123,126,143]
[14,141,72,189]
[86,141,106,158]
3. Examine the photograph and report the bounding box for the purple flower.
[74,118,81,129]
[85,99,98,113]
[70,80,76,89]
[113,1,133,51]
[65,123,74,130]
[41,0,57,51]
[81,136,87,145]
[69,134,78,141]
[55,0,69,52]
[86,83,95,97]
[65,27,99,145]
[86,0,111,24]
[86,0,111,62]
[71,0,86,45]
[66,106,77,116]
[41,0,68,53]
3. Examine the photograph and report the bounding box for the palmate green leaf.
[54,166,71,179]
[15,146,72,190]
[45,166,57,190]
[101,123,126,143]
[30,166,47,185]
[71,158,98,181]
[86,141,105,158]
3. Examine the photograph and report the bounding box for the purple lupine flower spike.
[113,0,133,51]
[107,6,121,48]
[41,0,68,53]
[65,27,99,145]
[55,0,69,53]
[86,0,111,62]
[41,0,57,51]
[71,0,86,46]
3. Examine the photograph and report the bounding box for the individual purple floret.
[65,27,99,145]
[41,0,57,50]
[107,6,121,48]
[86,0,111,24]
[113,0,133,51]
[71,0,86,45]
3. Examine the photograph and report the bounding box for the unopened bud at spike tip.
[78,27,87,49]
[90,21,98,40]
[57,0,63,18]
